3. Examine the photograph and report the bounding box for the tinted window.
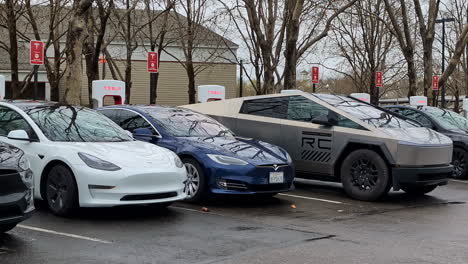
[98,109,121,124]
[143,108,232,137]
[396,108,433,128]
[25,106,132,142]
[119,110,155,133]
[240,97,288,119]
[287,96,365,130]
[0,106,37,139]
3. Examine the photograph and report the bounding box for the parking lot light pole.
[436,17,455,108]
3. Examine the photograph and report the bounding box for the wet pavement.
[1,179,468,264]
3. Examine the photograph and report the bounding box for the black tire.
[0,223,17,233]
[452,147,468,179]
[182,158,208,203]
[341,149,391,201]
[148,202,173,209]
[401,184,438,195]
[45,165,78,216]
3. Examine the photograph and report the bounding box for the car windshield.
[421,106,468,132]
[314,94,419,129]
[25,105,133,142]
[144,108,232,137]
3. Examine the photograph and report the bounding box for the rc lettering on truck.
[301,131,332,163]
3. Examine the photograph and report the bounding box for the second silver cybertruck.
[182,92,453,201]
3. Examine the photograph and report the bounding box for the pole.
[441,20,446,108]
[239,60,243,97]
[312,83,316,93]
[33,65,38,100]
[150,72,156,104]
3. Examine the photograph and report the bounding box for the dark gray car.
[0,141,34,233]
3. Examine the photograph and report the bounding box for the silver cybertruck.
[182,92,453,201]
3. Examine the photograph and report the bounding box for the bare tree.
[62,0,93,104]
[439,24,468,90]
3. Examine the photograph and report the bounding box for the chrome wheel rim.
[184,163,200,198]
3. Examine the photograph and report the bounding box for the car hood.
[177,136,289,165]
[380,127,452,146]
[62,141,173,168]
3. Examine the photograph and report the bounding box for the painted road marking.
[18,225,112,244]
[278,193,347,204]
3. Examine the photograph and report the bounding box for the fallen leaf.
[290,204,297,209]
[201,207,210,212]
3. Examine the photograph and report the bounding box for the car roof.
[103,104,196,115]
[1,100,64,111]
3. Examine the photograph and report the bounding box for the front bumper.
[0,193,34,225]
[73,165,187,207]
[392,165,452,190]
[206,163,295,195]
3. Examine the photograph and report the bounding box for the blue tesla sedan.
[98,106,295,202]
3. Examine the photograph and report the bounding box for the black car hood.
[178,136,289,165]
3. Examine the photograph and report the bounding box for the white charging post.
[409,96,428,106]
[0,75,5,100]
[92,80,126,108]
[197,85,225,103]
[350,93,370,103]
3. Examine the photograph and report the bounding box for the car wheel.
[45,165,78,216]
[182,158,207,203]
[0,224,17,233]
[341,149,391,201]
[401,184,438,195]
[452,147,467,179]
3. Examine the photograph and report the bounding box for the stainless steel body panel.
[182,93,453,183]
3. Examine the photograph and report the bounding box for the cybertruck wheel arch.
[333,140,395,179]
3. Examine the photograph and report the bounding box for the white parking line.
[451,180,468,184]
[278,193,346,204]
[17,225,112,244]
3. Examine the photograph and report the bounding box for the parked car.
[98,105,295,202]
[386,105,468,179]
[0,141,34,233]
[182,92,454,201]
[0,101,187,216]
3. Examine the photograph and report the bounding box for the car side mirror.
[7,130,36,142]
[311,111,338,127]
[133,128,160,139]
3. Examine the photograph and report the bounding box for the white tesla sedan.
[0,101,187,216]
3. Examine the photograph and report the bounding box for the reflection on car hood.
[381,127,452,145]
[179,136,288,165]
[0,141,24,170]
[65,141,172,168]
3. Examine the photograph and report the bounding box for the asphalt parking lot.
[2,179,468,264]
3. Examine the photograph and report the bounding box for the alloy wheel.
[46,171,69,211]
[350,159,379,191]
[184,163,200,198]
[452,149,466,179]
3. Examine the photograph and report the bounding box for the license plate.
[269,172,284,184]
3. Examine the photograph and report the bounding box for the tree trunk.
[186,61,196,104]
[6,0,19,99]
[283,0,303,90]
[62,0,93,105]
[439,24,468,89]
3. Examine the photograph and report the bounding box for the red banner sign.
[375,71,383,87]
[311,66,319,84]
[30,40,44,65]
[432,75,440,91]
[147,52,159,73]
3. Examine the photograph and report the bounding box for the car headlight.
[285,152,292,163]
[207,154,249,166]
[78,152,121,171]
[18,154,30,171]
[172,153,184,168]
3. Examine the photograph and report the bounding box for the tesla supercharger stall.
[409,96,428,106]
[197,85,225,103]
[92,80,126,108]
[0,75,5,100]
[463,98,468,118]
